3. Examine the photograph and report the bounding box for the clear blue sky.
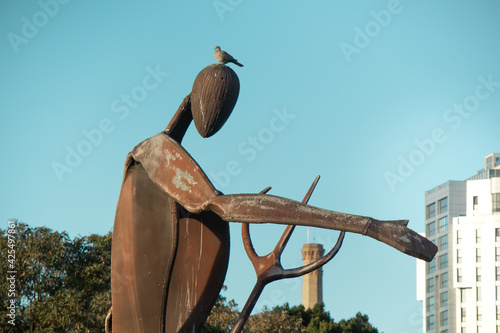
[1,1,500,332]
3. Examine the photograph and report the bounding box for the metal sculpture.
[108,63,437,333]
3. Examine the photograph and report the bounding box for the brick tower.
[301,243,324,308]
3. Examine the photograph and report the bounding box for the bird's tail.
[232,60,244,67]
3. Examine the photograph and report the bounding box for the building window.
[461,288,466,303]
[441,272,448,289]
[438,197,448,214]
[428,277,435,293]
[496,267,500,281]
[439,216,448,233]
[461,308,466,322]
[440,291,448,307]
[457,268,463,282]
[476,248,481,262]
[476,287,481,302]
[496,228,500,242]
[493,193,500,213]
[496,248,500,261]
[462,328,466,333]
[441,330,449,333]
[427,315,435,330]
[429,258,436,274]
[439,235,448,250]
[476,267,481,282]
[440,310,448,326]
[497,286,500,301]
[473,196,479,210]
[427,296,435,312]
[427,203,436,219]
[487,156,493,169]
[476,229,481,243]
[427,221,436,237]
[477,306,482,321]
[497,306,500,320]
[457,249,463,264]
[439,254,448,270]
[457,230,462,244]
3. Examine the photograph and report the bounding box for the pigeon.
[214,46,243,67]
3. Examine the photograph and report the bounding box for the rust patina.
[108,63,437,332]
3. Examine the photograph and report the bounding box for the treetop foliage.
[1,223,111,332]
[203,292,380,332]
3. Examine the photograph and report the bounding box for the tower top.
[301,243,325,262]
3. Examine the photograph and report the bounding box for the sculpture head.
[190,64,240,138]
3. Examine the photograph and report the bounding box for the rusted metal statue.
[108,62,437,333]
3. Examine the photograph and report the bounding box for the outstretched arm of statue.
[203,194,436,262]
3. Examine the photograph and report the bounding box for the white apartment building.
[417,153,500,333]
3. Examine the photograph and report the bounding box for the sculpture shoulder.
[125,132,220,212]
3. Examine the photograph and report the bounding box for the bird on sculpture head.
[214,46,243,67]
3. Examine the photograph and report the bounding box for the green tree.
[0,222,111,332]
[287,303,379,333]
[204,300,306,332]
[244,304,306,333]
[288,303,335,333]
[333,312,379,333]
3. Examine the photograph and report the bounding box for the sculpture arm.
[205,194,437,262]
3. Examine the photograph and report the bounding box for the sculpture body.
[111,134,230,332]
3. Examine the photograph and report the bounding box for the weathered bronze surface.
[109,63,438,332]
